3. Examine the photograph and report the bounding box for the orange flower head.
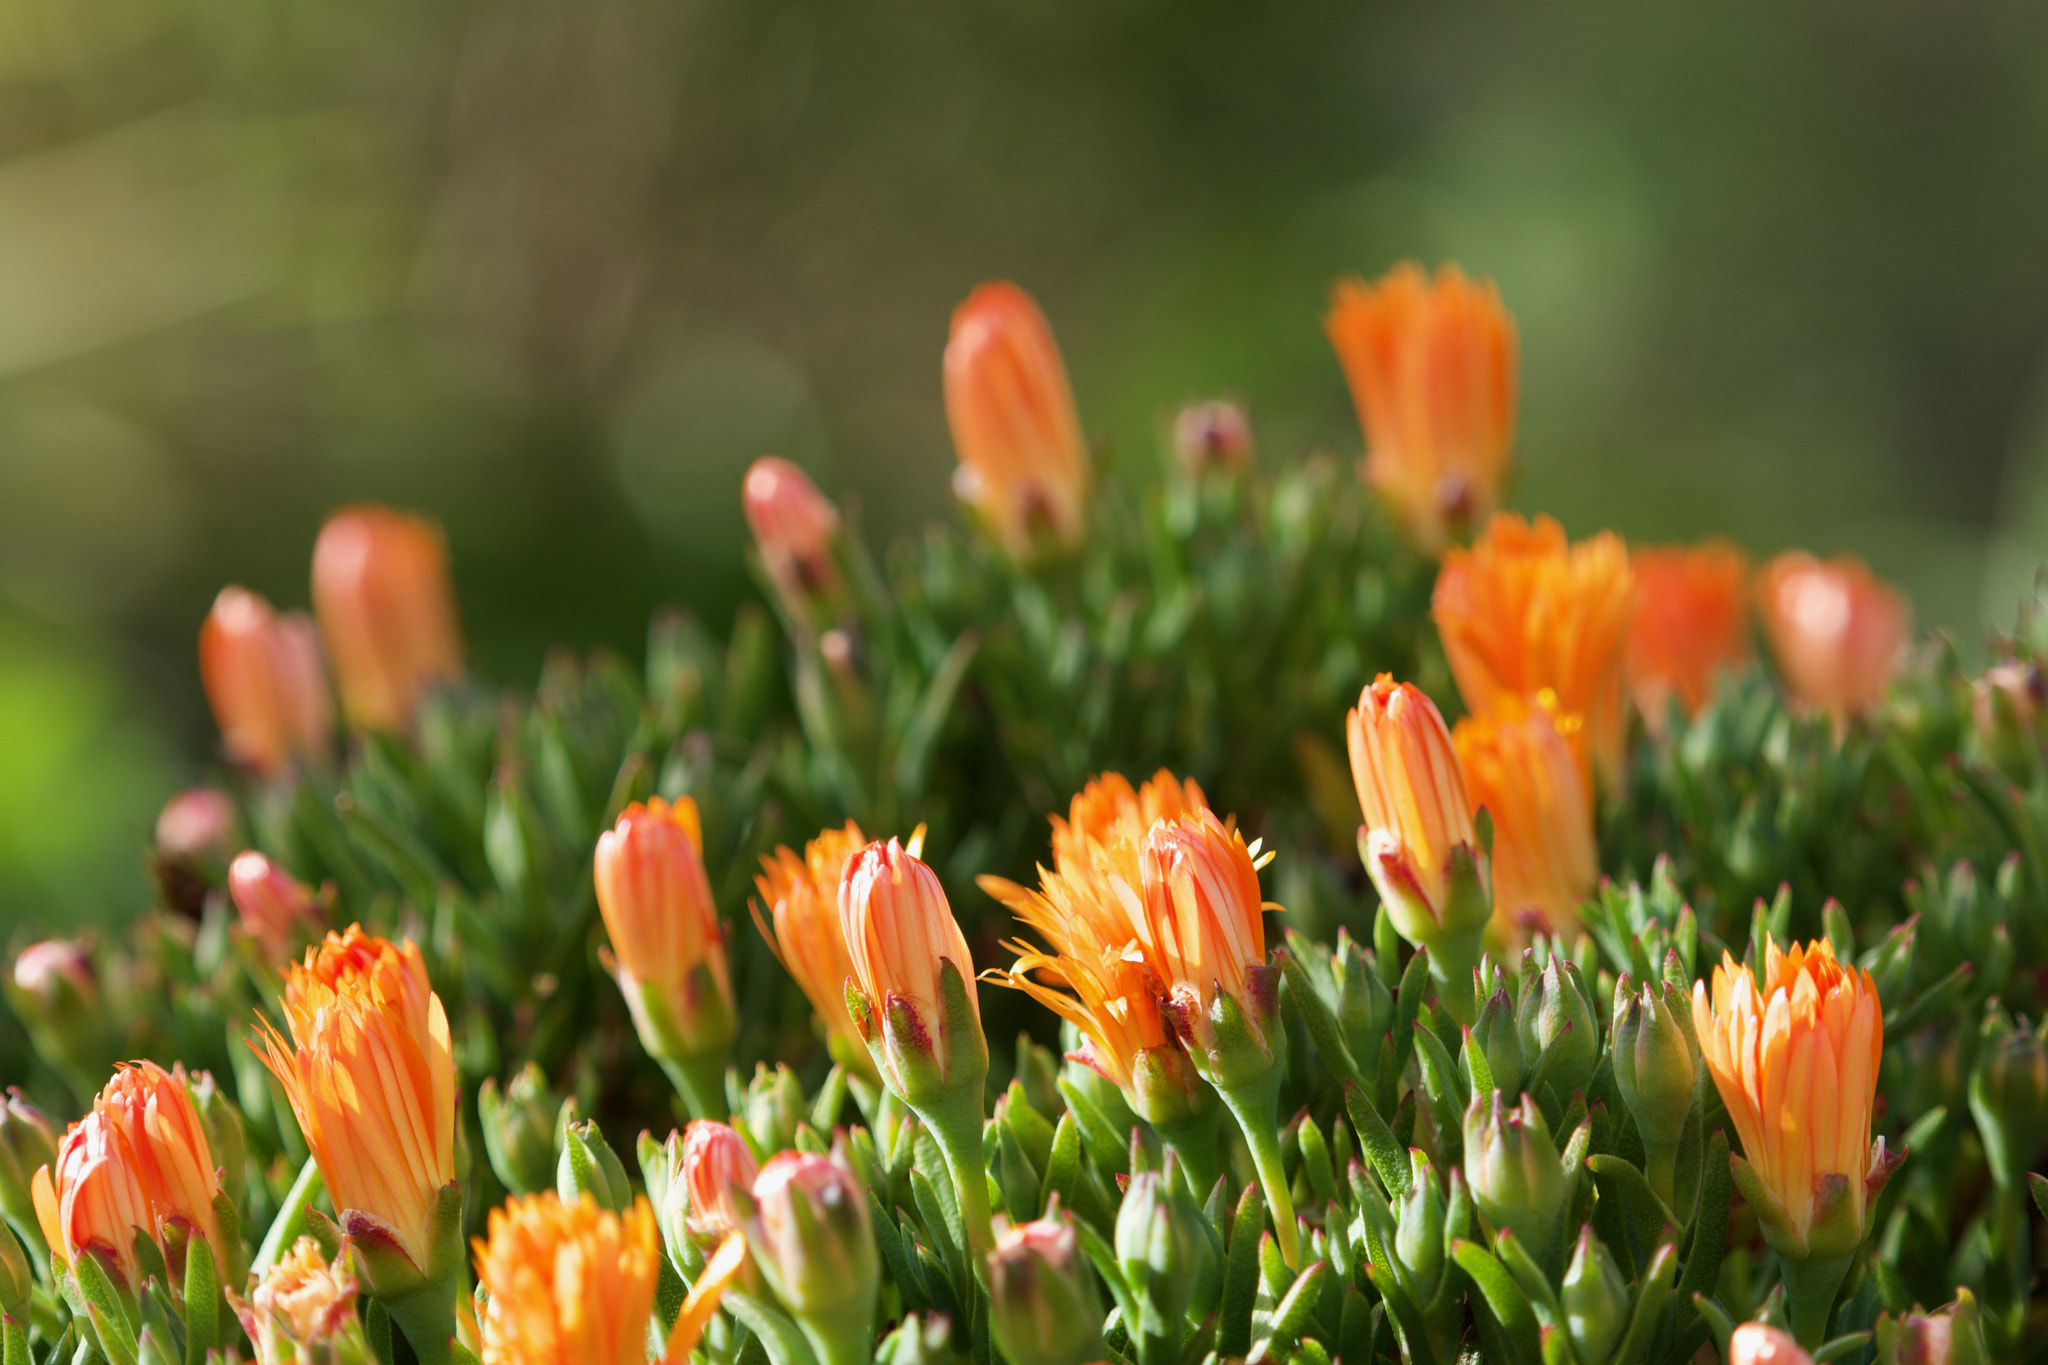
[744,457,843,615]
[228,851,321,963]
[1130,810,1279,1069]
[1325,263,1517,552]
[752,821,869,1067]
[1348,676,1489,947]
[1692,938,1888,1257]
[839,838,984,1098]
[680,1120,759,1238]
[1755,552,1910,727]
[200,586,333,776]
[475,1193,712,1365]
[255,926,455,1270]
[33,1062,222,1290]
[1453,696,1597,942]
[1626,541,1751,723]
[594,797,735,1062]
[1051,769,1208,899]
[944,281,1091,559]
[240,1235,360,1363]
[311,505,464,732]
[1433,513,1637,787]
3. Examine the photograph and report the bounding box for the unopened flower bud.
[744,456,844,625]
[1463,1091,1564,1255]
[1875,1289,1991,1365]
[1334,933,1394,1071]
[200,586,333,775]
[988,1212,1102,1365]
[237,1235,370,1365]
[875,1313,954,1365]
[311,505,464,732]
[229,852,323,963]
[680,1120,759,1240]
[743,1063,807,1157]
[557,1115,632,1214]
[1115,1170,1211,1341]
[1966,1011,2048,1192]
[1561,1226,1628,1365]
[1611,980,1696,1204]
[155,788,238,863]
[944,281,1092,560]
[1973,659,2046,783]
[1394,1152,1447,1303]
[1171,400,1254,478]
[477,1063,562,1197]
[1755,552,1909,730]
[1471,988,1525,1099]
[1730,1322,1815,1365]
[1516,954,1598,1102]
[739,1151,879,1357]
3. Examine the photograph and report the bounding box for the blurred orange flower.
[1626,541,1751,723]
[1348,675,1483,941]
[312,505,464,732]
[594,797,734,1059]
[944,281,1091,559]
[1755,552,1910,728]
[752,821,869,1069]
[1453,696,1596,941]
[1325,263,1517,553]
[1433,512,1637,788]
[679,1119,758,1238]
[200,586,332,776]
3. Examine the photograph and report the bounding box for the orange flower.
[200,586,332,776]
[1453,696,1596,941]
[1348,677,1488,941]
[1433,513,1637,788]
[1051,769,1208,896]
[1129,811,1276,1049]
[1325,263,1517,552]
[679,1120,759,1238]
[944,281,1091,558]
[744,457,843,619]
[1692,938,1885,1256]
[594,798,735,1065]
[1755,552,1910,727]
[238,1236,361,1363]
[255,927,455,1270]
[33,1062,222,1289]
[752,822,869,1068]
[311,505,464,732]
[474,1193,727,1365]
[1625,541,1750,723]
[839,837,983,1098]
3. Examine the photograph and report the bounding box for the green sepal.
[180,1233,218,1365]
[352,1181,465,1365]
[71,1248,140,1365]
[557,1118,632,1211]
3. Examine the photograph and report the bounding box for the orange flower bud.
[594,798,735,1068]
[1625,541,1751,723]
[1131,810,1277,1063]
[1729,1323,1814,1365]
[311,505,463,732]
[1433,513,1637,788]
[32,1062,222,1290]
[680,1120,758,1238]
[200,586,333,776]
[255,927,455,1270]
[1453,697,1597,942]
[1693,938,1889,1272]
[1348,677,1488,944]
[228,851,321,963]
[943,282,1091,559]
[751,822,870,1070]
[1325,263,1517,552]
[744,457,843,617]
[1755,552,1910,728]
[474,1192,712,1365]
[237,1235,362,1364]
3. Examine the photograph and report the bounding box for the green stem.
[1153,1106,1226,1200]
[1779,1251,1850,1350]
[253,1156,325,1275]
[1645,1145,1679,1216]
[797,1307,876,1365]
[1426,929,1484,1027]
[920,1099,995,1257]
[661,1054,729,1123]
[1216,1075,1298,1270]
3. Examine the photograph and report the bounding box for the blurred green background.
[4,0,2047,931]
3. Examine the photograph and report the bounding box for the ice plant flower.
[1729,1323,1815,1365]
[840,837,990,1247]
[255,927,460,1360]
[1127,810,1299,1265]
[1625,540,1751,724]
[594,797,736,1117]
[1452,695,1597,943]
[751,821,872,1076]
[200,586,332,776]
[228,851,322,963]
[680,1119,759,1238]
[943,281,1091,559]
[1693,937,1893,1345]
[311,505,464,732]
[1756,551,1910,730]
[744,456,844,626]
[237,1235,370,1365]
[33,1062,234,1297]
[474,1192,719,1365]
[1324,262,1517,553]
[737,1152,880,1365]
[1433,512,1637,788]
[1348,676,1491,1019]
